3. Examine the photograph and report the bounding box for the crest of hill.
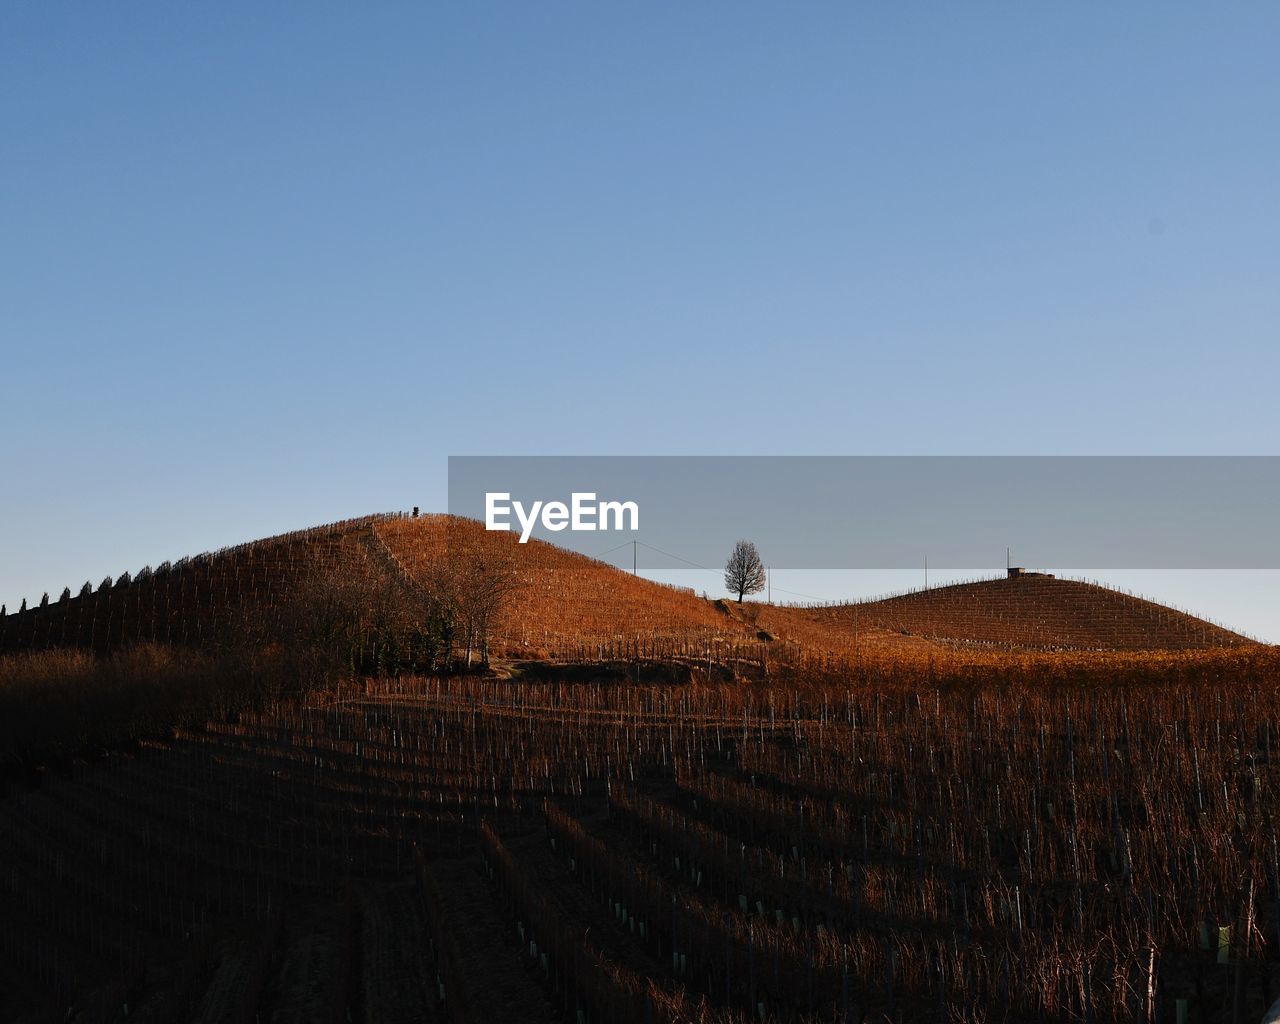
[779,574,1256,653]
[0,512,1260,660]
[0,513,757,659]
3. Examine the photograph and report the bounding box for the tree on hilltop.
[724,540,766,603]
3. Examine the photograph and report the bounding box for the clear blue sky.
[2,5,1278,637]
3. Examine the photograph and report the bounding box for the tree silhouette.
[724,540,766,603]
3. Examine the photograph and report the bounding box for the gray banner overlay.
[447,456,1279,569]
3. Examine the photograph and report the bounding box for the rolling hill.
[0,512,1259,663]
[760,574,1255,655]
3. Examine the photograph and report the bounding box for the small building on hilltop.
[1007,566,1056,579]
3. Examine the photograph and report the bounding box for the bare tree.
[452,553,520,668]
[724,540,766,603]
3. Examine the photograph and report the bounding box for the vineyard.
[2,514,1277,1022]
[2,670,1280,1022]
[811,576,1254,652]
[0,515,408,657]
[1,515,1257,671]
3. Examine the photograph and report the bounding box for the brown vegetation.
[814,574,1254,651]
[1,512,1277,1022]
[1,513,1257,674]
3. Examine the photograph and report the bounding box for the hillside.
[0,514,400,655]
[0,513,759,666]
[0,513,1258,663]
[853,574,1252,651]
[374,515,752,657]
[757,574,1255,656]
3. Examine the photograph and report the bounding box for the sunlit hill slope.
[0,513,1258,665]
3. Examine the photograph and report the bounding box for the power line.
[769,584,827,601]
[634,541,716,572]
